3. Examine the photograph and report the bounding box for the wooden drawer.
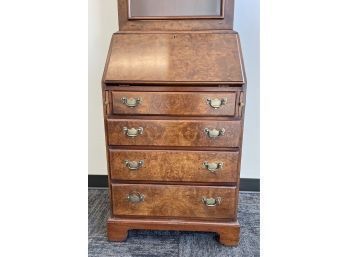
[109,149,239,183]
[111,91,237,116]
[107,119,241,147]
[111,184,237,220]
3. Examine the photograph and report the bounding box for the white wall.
[234,0,260,178]
[88,0,260,178]
[88,0,118,175]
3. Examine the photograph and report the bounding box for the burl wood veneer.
[102,0,246,246]
[111,184,237,219]
[107,118,242,147]
[104,33,244,84]
[109,149,240,183]
[111,91,237,116]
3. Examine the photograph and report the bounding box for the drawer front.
[109,149,239,183]
[112,184,237,219]
[111,91,236,116]
[107,119,241,147]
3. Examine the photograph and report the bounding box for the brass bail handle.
[123,127,143,137]
[127,192,144,203]
[202,197,222,207]
[206,98,227,109]
[124,160,144,170]
[204,128,225,138]
[121,97,141,108]
[203,162,224,172]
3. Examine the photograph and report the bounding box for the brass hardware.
[127,192,144,203]
[104,91,109,106]
[204,128,225,138]
[203,162,223,172]
[202,197,222,207]
[104,92,110,115]
[206,98,227,109]
[238,92,245,117]
[121,97,141,108]
[124,160,144,170]
[239,101,245,116]
[123,127,143,137]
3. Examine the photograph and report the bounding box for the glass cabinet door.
[128,0,223,19]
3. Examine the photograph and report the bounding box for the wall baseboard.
[88,175,260,192]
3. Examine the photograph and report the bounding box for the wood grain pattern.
[105,85,244,91]
[107,118,242,147]
[111,91,236,116]
[104,33,244,84]
[117,0,234,31]
[108,217,240,246]
[102,0,246,246]
[109,149,239,183]
[111,183,237,219]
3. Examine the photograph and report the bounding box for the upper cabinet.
[128,0,223,19]
[118,0,235,31]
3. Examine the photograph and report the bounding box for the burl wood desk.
[102,0,246,246]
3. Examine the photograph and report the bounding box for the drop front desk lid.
[103,32,245,85]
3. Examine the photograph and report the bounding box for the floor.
[88,188,260,257]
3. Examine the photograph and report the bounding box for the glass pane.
[129,0,222,18]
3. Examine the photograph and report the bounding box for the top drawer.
[110,91,237,116]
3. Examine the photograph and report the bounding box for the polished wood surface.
[111,91,237,116]
[105,85,243,91]
[103,0,246,246]
[118,0,234,31]
[109,149,239,183]
[111,183,237,219]
[107,118,242,147]
[108,217,240,246]
[104,33,244,84]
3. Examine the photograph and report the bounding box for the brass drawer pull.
[124,160,144,170]
[123,127,143,137]
[206,98,227,109]
[127,192,144,203]
[204,128,225,138]
[203,162,223,172]
[121,97,141,108]
[202,197,222,207]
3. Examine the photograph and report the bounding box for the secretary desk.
[102,0,246,246]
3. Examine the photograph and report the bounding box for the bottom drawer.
[111,184,237,220]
